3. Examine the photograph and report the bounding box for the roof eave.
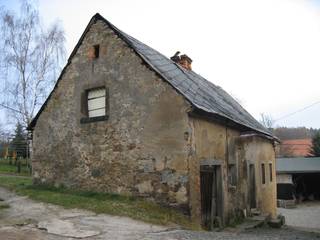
[189,108,279,142]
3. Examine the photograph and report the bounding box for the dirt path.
[0,187,320,239]
[0,187,167,239]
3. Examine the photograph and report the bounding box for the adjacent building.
[276,157,320,207]
[278,138,312,157]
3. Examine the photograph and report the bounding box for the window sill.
[80,115,108,124]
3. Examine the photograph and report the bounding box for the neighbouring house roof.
[27,13,275,140]
[276,157,320,173]
[280,139,312,157]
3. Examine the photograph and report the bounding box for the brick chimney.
[170,51,192,70]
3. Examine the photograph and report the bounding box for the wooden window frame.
[80,86,109,124]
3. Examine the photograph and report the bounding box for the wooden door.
[200,165,222,230]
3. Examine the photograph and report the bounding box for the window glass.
[88,88,105,118]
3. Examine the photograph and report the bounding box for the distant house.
[276,157,320,207]
[278,139,312,157]
[27,13,278,228]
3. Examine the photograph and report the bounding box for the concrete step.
[237,214,269,231]
[268,215,285,228]
[250,208,261,216]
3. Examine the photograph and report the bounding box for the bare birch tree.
[260,113,274,130]
[0,1,65,128]
[0,123,7,142]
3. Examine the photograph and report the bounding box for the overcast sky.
[2,0,320,128]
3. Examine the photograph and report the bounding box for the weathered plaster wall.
[188,117,241,225]
[32,20,192,210]
[236,135,277,218]
[189,117,277,224]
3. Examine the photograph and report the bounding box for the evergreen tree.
[309,131,320,157]
[10,123,28,158]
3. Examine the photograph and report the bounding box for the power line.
[275,100,320,122]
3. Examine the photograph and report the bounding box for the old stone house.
[28,13,278,228]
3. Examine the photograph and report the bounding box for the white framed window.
[80,86,109,124]
[87,88,106,118]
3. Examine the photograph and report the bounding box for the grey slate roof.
[276,157,320,173]
[100,15,272,137]
[28,13,274,139]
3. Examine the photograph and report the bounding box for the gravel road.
[278,201,320,231]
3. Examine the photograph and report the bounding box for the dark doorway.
[200,165,223,230]
[292,173,320,201]
[277,183,295,200]
[248,164,256,208]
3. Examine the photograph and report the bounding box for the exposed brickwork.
[170,52,192,70]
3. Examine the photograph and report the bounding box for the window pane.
[88,88,105,99]
[269,163,273,182]
[88,97,105,111]
[89,108,105,118]
[87,88,106,118]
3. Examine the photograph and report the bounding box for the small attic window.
[88,44,100,60]
[94,44,100,58]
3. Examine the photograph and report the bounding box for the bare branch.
[0,103,23,114]
[260,113,274,130]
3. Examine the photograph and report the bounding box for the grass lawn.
[0,159,31,176]
[0,175,198,229]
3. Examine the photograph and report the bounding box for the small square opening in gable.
[94,44,100,58]
[88,44,100,59]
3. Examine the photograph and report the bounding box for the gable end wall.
[32,20,192,211]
